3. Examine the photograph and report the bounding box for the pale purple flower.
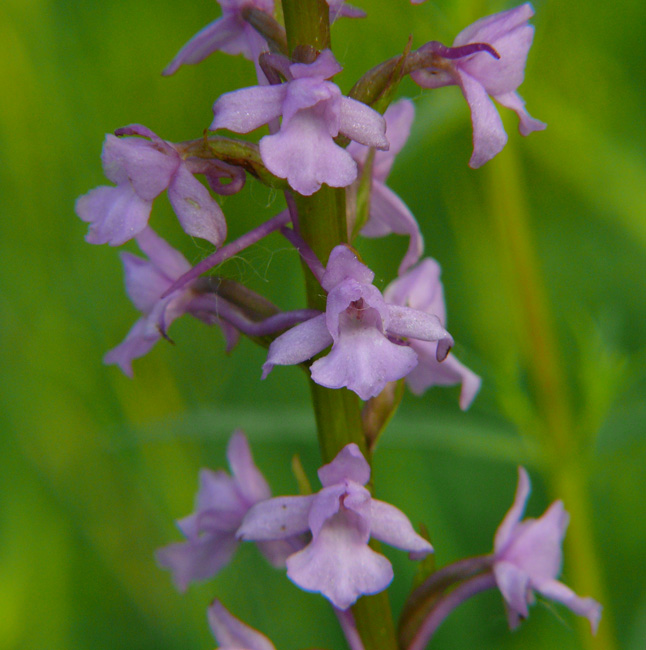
[162,0,273,77]
[238,443,433,609]
[410,3,546,168]
[76,124,228,246]
[262,245,453,400]
[104,227,238,377]
[494,467,602,633]
[347,99,423,275]
[156,431,292,592]
[208,599,276,650]
[384,258,481,409]
[211,50,388,195]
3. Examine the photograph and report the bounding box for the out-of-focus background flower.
[1,1,644,649]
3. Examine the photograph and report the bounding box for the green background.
[1,1,644,648]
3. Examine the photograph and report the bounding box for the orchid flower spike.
[494,467,602,633]
[384,258,481,409]
[104,227,239,377]
[208,599,276,650]
[211,50,388,195]
[238,443,433,609]
[75,124,228,246]
[411,3,546,168]
[347,99,424,275]
[156,431,294,591]
[262,245,454,401]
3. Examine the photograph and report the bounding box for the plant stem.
[282,0,330,56]
[279,4,398,646]
[294,185,398,650]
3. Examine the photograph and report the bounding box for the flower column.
[279,1,398,648]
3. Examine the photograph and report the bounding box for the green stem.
[485,141,615,650]
[280,3,397,646]
[294,186,398,650]
[282,0,330,57]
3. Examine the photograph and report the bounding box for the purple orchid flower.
[208,599,276,650]
[494,467,602,633]
[347,99,423,275]
[162,0,274,77]
[262,245,454,401]
[104,227,238,377]
[156,431,293,592]
[211,50,388,196]
[238,443,433,610]
[410,3,546,168]
[384,258,481,409]
[76,124,229,246]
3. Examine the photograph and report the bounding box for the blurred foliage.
[1,0,645,649]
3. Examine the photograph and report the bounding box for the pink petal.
[459,24,535,97]
[329,2,366,20]
[76,184,151,246]
[286,509,393,610]
[281,77,340,127]
[261,313,332,378]
[494,559,531,622]
[120,251,172,313]
[385,305,453,358]
[321,246,375,292]
[494,467,531,553]
[532,578,602,634]
[290,49,342,80]
[103,317,158,376]
[155,532,239,592]
[317,443,371,487]
[102,134,177,199]
[134,227,191,281]
[325,281,388,340]
[494,90,547,136]
[211,84,287,133]
[310,323,418,400]
[237,495,314,540]
[307,484,353,538]
[383,258,445,323]
[406,344,481,410]
[189,468,247,533]
[167,163,227,246]
[453,3,535,48]
[226,431,271,505]
[503,500,568,579]
[369,499,433,558]
[339,96,389,149]
[456,69,507,169]
[373,99,415,180]
[259,108,358,195]
[208,599,276,650]
[363,182,424,275]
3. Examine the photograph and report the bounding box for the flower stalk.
[280,2,398,648]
